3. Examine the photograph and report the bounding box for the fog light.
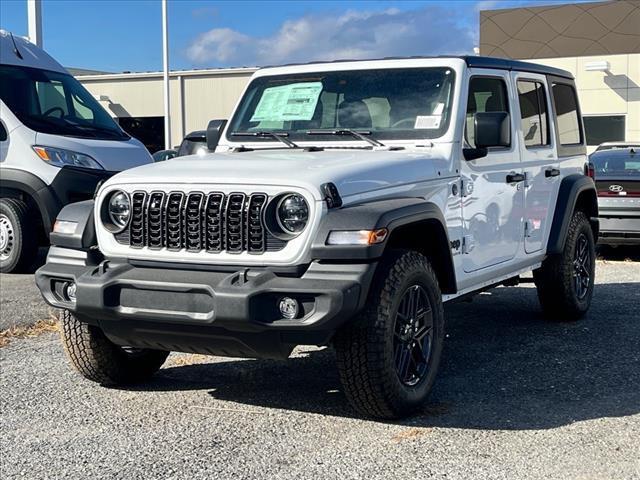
[279,297,299,320]
[65,282,77,301]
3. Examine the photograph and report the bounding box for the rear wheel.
[534,210,595,320]
[60,309,169,386]
[0,198,38,273]
[334,250,445,419]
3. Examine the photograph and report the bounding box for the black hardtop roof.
[463,56,573,80]
[261,55,574,80]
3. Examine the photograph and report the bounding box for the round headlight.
[107,191,131,231]
[277,194,309,234]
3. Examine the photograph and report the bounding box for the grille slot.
[247,194,267,253]
[166,193,185,250]
[130,192,147,248]
[147,192,165,249]
[185,193,204,251]
[205,193,224,252]
[123,190,280,255]
[225,193,246,253]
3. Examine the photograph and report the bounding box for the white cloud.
[185,5,478,67]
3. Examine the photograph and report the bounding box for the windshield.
[591,149,640,177]
[227,67,455,144]
[0,65,128,140]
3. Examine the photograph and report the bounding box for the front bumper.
[36,247,376,358]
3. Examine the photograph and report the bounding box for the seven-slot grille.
[126,191,272,254]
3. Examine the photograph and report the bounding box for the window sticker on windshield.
[414,115,441,129]
[250,82,323,122]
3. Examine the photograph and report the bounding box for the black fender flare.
[547,174,599,254]
[0,168,61,235]
[49,200,97,249]
[310,198,456,292]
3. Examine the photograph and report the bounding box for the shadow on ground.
[597,245,640,262]
[137,280,640,429]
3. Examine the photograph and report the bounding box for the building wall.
[78,69,255,148]
[480,0,640,60]
[529,53,640,149]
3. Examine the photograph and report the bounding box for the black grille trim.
[121,190,282,255]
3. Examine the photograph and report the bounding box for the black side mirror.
[0,122,7,142]
[474,112,510,149]
[206,119,228,151]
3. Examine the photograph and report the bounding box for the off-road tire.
[0,198,38,273]
[60,309,169,386]
[533,210,595,321]
[334,250,445,419]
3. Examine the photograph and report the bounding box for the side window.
[517,80,549,148]
[552,83,581,145]
[0,122,7,141]
[466,77,510,148]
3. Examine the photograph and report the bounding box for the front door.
[461,70,524,273]
[512,73,560,253]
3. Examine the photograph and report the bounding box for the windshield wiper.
[307,129,385,147]
[231,131,299,149]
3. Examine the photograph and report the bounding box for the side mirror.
[474,112,510,149]
[206,119,228,151]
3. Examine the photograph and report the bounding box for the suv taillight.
[585,162,595,179]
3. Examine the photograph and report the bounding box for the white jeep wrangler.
[36,56,598,419]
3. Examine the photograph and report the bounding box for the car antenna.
[9,32,23,60]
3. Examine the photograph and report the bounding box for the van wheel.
[0,198,38,273]
[60,309,169,386]
[334,250,445,419]
[533,210,595,321]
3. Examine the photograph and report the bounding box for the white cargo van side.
[0,30,152,272]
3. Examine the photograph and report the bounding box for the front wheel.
[334,250,445,419]
[60,310,169,386]
[533,210,596,320]
[0,198,38,273]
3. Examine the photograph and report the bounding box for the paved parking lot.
[1,256,639,479]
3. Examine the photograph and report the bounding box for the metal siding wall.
[182,74,251,134]
[80,72,253,146]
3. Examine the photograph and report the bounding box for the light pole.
[27,0,43,47]
[162,0,171,150]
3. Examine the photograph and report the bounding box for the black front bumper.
[36,248,376,358]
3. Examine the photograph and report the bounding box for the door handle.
[506,172,525,183]
[545,168,560,178]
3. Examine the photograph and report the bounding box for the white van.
[0,30,152,273]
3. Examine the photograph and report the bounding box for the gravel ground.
[1,259,639,479]
[0,249,51,330]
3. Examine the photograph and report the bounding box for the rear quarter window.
[552,83,582,146]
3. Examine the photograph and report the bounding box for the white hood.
[104,148,452,200]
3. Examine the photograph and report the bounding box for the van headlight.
[276,194,309,234]
[102,190,131,232]
[33,146,104,170]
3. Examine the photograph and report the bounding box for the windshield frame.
[225,66,457,146]
[0,64,129,141]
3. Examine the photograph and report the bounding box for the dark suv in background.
[591,144,640,245]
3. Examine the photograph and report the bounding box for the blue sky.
[0,0,591,72]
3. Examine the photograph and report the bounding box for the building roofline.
[76,66,259,81]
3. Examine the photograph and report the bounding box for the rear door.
[512,73,560,253]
